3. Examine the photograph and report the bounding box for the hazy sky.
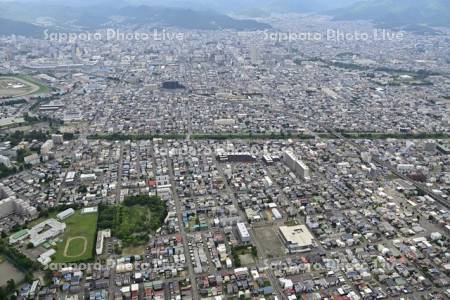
[1,0,364,11]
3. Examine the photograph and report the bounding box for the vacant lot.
[254,226,285,258]
[53,211,98,263]
[0,257,24,287]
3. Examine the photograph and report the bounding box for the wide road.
[115,141,125,204]
[165,142,199,300]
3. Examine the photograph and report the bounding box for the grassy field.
[0,75,49,98]
[53,211,98,263]
[122,245,146,256]
[65,237,88,257]
[16,75,49,93]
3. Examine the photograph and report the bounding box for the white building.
[28,219,66,247]
[37,249,56,265]
[57,208,75,220]
[282,151,310,180]
[214,119,236,126]
[272,208,282,219]
[263,176,273,187]
[236,222,251,243]
[81,206,98,214]
[23,153,40,165]
[0,184,37,219]
[96,229,111,255]
[0,155,11,168]
[397,164,415,173]
[65,171,76,185]
[80,173,97,182]
[279,225,314,253]
[41,140,54,156]
[0,197,36,219]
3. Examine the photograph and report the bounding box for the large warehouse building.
[279,225,314,253]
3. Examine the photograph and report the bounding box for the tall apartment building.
[282,150,310,180]
[0,184,37,219]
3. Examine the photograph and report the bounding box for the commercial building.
[216,150,257,163]
[279,225,314,253]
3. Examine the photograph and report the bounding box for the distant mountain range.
[2,0,450,38]
[331,0,450,27]
[162,0,450,28]
[0,17,43,37]
[115,6,271,30]
[0,1,271,37]
[126,0,363,13]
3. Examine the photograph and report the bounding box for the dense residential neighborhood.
[0,7,450,300]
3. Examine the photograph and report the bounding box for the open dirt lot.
[254,226,286,258]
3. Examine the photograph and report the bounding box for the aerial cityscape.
[0,0,450,299]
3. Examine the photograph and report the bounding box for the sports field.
[53,210,98,263]
[0,76,48,98]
